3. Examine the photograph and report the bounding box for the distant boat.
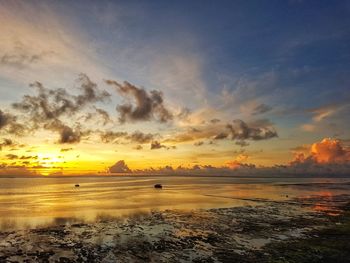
[75,184,80,187]
[154,184,162,189]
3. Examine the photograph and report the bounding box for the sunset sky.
[0,0,349,176]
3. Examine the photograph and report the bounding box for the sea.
[0,176,349,230]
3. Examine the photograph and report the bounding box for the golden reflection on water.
[0,177,349,230]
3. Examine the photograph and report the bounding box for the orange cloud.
[226,154,249,169]
[292,138,350,165]
[311,138,350,163]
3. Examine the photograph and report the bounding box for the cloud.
[57,124,82,144]
[0,109,26,135]
[150,141,166,150]
[226,119,278,141]
[286,138,350,175]
[210,118,221,124]
[252,103,272,115]
[99,130,156,144]
[194,141,204,146]
[150,140,176,150]
[60,148,73,152]
[300,124,316,132]
[0,40,53,68]
[10,74,110,142]
[44,120,85,144]
[0,164,38,177]
[0,138,16,151]
[213,132,228,140]
[126,131,155,144]
[5,154,18,160]
[0,110,13,130]
[311,138,350,163]
[134,145,143,150]
[105,80,173,123]
[100,131,128,143]
[226,154,249,169]
[108,160,131,173]
[291,138,350,165]
[12,74,110,123]
[95,108,112,125]
[166,119,277,147]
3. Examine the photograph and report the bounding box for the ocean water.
[0,176,349,230]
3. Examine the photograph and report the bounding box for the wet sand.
[1,193,349,263]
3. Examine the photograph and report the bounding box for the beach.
[0,177,350,262]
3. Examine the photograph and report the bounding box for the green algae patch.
[263,205,350,263]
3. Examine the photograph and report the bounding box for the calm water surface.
[0,176,349,230]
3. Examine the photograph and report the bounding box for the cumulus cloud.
[10,74,109,143]
[84,107,112,126]
[310,138,350,163]
[0,138,16,150]
[150,140,176,150]
[150,141,166,150]
[0,109,26,135]
[108,160,131,173]
[13,74,110,123]
[226,119,278,141]
[0,110,12,130]
[291,138,350,165]
[105,80,173,123]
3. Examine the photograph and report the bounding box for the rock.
[154,184,162,189]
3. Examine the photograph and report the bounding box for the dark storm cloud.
[105,80,173,123]
[108,160,131,173]
[252,104,272,115]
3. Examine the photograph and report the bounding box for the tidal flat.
[0,193,349,263]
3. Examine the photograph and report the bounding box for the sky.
[0,0,350,176]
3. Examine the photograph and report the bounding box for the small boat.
[154,184,162,189]
[75,184,80,187]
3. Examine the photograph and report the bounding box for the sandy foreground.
[0,194,350,263]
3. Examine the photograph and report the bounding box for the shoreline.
[1,195,349,262]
